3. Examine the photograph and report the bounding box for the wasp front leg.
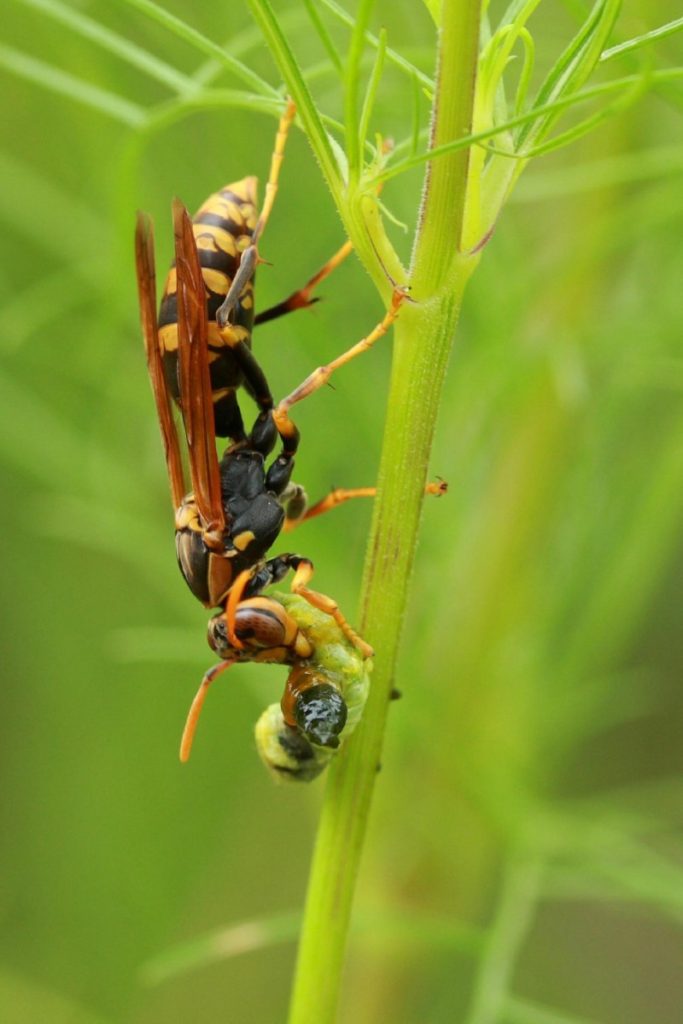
[286,558,374,659]
[222,556,373,659]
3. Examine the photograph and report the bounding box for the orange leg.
[254,240,354,326]
[179,661,234,763]
[289,560,373,659]
[224,568,254,651]
[283,479,448,531]
[252,99,297,247]
[273,287,409,458]
[216,99,297,329]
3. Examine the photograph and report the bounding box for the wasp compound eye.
[295,684,347,749]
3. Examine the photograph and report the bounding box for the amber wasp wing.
[135,211,186,510]
[172,199,225,543]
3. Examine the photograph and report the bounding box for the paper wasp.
[134,101,416,762]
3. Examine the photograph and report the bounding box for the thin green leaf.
[513,28,536,115]
[356,908,485,955]
[422,0,441,28]
[514,144,683,201]
[488,1,543,126]
[319,0,434,90]
[248,0,343,201]
[547,409,683,693]
[34,495,181,606]
[496,0,543,33]
[138,88,283,134]
[127,87,349,167]
[591,842,683,924]
[116,0,278,97]
[143,907,484,986]
[0,269,85,352]
[345,0,375,184]
[142,911,301,986]
[411,72,422,156]
[516,0,621,149]
[504,995,607,1024]
[601,16,683,62]
[0,151,106,276]
[0,43,145,126]
[358,27,387,164]
[303,0,343,77]
[0,372,107,494]
[191,9,309,88]
[13,0,193,94]
[376,198,408,232]
[465,851,544,1024]
[374,69,683,184]
[487,71,648,159]
[116,87,349,230]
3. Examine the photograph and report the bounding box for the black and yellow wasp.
[134,101,412,762]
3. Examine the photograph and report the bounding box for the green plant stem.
[465,849,543,1024]
[287,3,481,1022]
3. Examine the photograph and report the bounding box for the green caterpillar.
[180,592,372,782]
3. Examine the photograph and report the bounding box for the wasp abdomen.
[158,178,260,438]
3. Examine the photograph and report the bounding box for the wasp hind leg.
[272,287,409,462]
[283,480,448,530]
[254,240,354,327]
[215,99,297,331]
[214,100,299,449]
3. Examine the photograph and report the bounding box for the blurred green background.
[1,2,682,1022]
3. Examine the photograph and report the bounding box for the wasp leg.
[254,240,353,327]
[180,660,235,762]
[283,479,448,530]
[213,101,299,439]
[228,553,371,656]
[215,244,259,329]
[211,245,276,447]
[273,287,408,459]
[252,98,297,247]
[215,321,277,450]
[215,99,297,330]
[289,558,373,659]
[223,568,255,651]
[283,487,376,531]
[279,482,308,523]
